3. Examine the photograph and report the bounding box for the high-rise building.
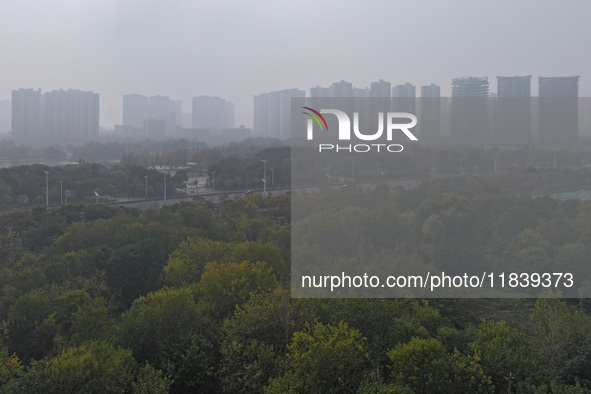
[421,83,441,98]
[370,80,391,97]
[539,76,579,97]
[192,96,233,130]
[392,83,416,98]
[495,76,531,142]
[498,76,531,97]
[253,88,305,139]
[43,89,99,143]
[12,88,99,144]
[330,80,353,97]
[122,94,181,136]
[224,101,235,129]
[310,85,332,97]
[451,77,489,140]
[353,87,370,98]
[392,82,416,117]
[11,88,42,143]
[538,76,579,142]
[123,94,149,128]
[419,84,441,139]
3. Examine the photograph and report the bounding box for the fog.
[1,0,589,128]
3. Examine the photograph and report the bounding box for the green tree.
[6,290,55,361]
[220,287,315,393]
[15,341,136,394]
[132,363,171,394]
[163,237,231,286]
[267,321,369,393]
[0,347,23,387]
[196,261,277,322]
[387,337,493,394]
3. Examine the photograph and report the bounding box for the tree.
[163,237,231,286]
[6,290,55,361]
[220,287,315,393]
[14,341,136,394]
[132,363,171,394]
[531,298,591,371]
[118,287,216,391]
[387,337,493,394]
[196,261,277,322]
[267,321,369,393]
[0,347,23,387]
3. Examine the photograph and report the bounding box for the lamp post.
[261,160,267,197]
[144,176,148,198]
[44,171,49,210]
[59,181,63,204]
[211,171,216,193]
[164,172,167,203]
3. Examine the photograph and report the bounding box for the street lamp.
[44,171,49,210]
[59,181,63,204]
[261,160,268,197]
[144,176,148,198]
[211,171,216,193]
[164,172,167,203]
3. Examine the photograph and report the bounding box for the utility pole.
[60,181,63,204]
[144,176,148,197]
[261,160,268,196]
[164,172,167,203]
[505,372,515,393]
[211,171,216,193]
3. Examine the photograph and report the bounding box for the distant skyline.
[1,0,590,128]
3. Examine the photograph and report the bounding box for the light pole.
[59,181,63,204]
[261,160,267,197]
[144,176,148,198]
[211,171,216,193]
[164,172,167,203]
[378,170,385,184]
[44,171,49,210]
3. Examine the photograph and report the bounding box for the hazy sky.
[2,0,590,128]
